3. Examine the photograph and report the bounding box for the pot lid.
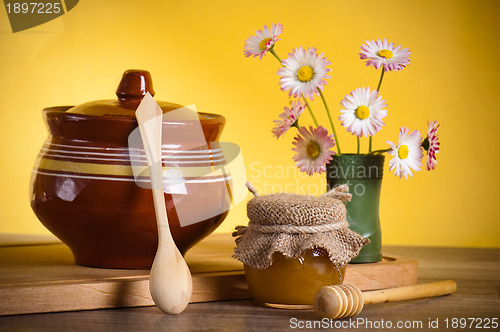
[67,70,185,117]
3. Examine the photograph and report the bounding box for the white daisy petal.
[292,126,336,175]
[244,23,283,59]
[387,127,424,179]
[277,47,332,101]
[424,121,440,170]
[272,100,306,139]
[359,38,411,72]
[338,87,387,137]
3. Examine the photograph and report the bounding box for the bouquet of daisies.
[244,24,440,179]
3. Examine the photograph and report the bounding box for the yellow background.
[1,0,499,247]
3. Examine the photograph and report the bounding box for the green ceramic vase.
[326,154,384,263]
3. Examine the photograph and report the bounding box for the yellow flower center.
[355,106,370,120]
[259,37,271,50]
[377,49,393,59]
[398,145,409,159]
[306,141,320,159]
[297,66,314,82]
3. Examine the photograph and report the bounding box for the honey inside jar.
[244,248,346,309]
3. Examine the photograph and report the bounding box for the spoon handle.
[135,93,169,230]
[363,280,457,304]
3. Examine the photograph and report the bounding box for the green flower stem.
[369,67,386,153]
[269,48,282,64]
[376,67,385,92]
[318,89,341,155]
[269,46,324,141]
[357,137,360,154]
[301,97,319,127]
[368,148,391,155]
[269,48,319,130]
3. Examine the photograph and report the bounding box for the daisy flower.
[339,87,387,137]
[423,121,440,170]
[360,38,411,72]
[244,23,283,59]
[277,47,331,100]
[387,127,423,180]
[272,100,306,138]
[292,126,336,175]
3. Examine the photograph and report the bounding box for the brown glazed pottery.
[30,70,230,269]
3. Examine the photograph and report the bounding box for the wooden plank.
[0,245,498,331]
[1,272,249,316]
[344,254,418,290]
[0,233,417,316]
[0,233,60,246]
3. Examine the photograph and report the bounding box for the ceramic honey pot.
[30,70,231,269]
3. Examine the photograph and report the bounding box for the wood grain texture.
[362,280,457,304]
[0,233,416,315]
[0,244,498,331]
[344,254,417,290]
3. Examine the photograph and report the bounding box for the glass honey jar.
[244,248,346,309]
[233,184,368,309]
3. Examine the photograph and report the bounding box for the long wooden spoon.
[136,92,192,314]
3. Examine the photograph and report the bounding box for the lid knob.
[116,70,155,108]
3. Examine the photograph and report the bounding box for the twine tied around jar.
[233,183,369,270]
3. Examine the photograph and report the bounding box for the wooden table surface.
[0,239,499,331]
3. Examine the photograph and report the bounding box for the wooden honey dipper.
[314,280,457,320]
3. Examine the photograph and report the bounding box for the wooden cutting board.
[0,233,417,316]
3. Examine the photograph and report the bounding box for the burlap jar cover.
[233,184,369,270]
